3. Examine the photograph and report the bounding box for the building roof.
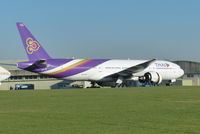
[173,61,200,74]
[0,60,23,70]
[0,60,38,75]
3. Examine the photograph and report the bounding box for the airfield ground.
[0,86,200,134]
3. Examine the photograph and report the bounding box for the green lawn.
[0,86,200,134]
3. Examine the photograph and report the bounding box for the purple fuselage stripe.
[18,59,109,78]
[50,59,109,78]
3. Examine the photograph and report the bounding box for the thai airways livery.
[16,22,184,87]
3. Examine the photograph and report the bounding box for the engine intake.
[140,71,162,84]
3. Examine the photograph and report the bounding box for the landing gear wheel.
[166,83,172,86]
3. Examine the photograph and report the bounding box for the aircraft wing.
[106,59,156,78]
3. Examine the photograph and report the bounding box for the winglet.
[16,22,51,61]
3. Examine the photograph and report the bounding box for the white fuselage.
[42,59,184,81]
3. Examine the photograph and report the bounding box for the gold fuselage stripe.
[48,59,92,75]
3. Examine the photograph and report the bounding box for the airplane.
[0,66,10,85]
[16,22,184,87]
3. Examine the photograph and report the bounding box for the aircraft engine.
[139,71,162,84]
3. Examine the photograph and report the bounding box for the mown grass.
[0,86,200,134]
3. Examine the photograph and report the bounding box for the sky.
[0,0,200,61]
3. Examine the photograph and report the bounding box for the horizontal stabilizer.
[17,59,48,71]
[0,63,16,66]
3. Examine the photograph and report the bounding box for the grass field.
[0,86,200,134]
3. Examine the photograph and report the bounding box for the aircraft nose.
[179,68,184,77]
[0,67,11,80]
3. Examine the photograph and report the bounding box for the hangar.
[174,61,200,86]
[0,60,199,90]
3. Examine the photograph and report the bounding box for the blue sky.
[0,0,200,60]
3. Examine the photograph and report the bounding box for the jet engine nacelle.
[139,71,162,84]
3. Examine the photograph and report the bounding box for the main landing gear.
[90,81,100,88]
[114,77,129,88]
[166,79,176,86]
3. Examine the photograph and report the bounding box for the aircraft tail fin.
[16,22,51,61]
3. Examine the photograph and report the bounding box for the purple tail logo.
[26,37,40,54]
